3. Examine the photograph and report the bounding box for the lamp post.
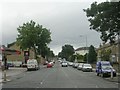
[80,35,88,63]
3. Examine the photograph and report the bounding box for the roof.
[0,45,21,55]
[75,47,89,51]
[96,40,119,51]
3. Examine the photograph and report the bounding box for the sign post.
[24,51,29,64]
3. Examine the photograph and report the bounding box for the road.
[2,62,118,88]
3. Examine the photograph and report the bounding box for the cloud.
[1,1,106,55]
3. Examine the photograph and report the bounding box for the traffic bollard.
[4,70,7,81]
[111,68,113,79]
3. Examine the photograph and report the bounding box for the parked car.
[68,62,73,66]
[73,63,79,68]
[21,63,27,67]
[77,63,84,70]
[96,61,116,77]
[43,61,48,65]
[47,62,54,68]
[82,64,92,72]
[14,61,22,67]
[61,61,68,67]
[27,59,39,71]
[1,62,9,70]
[7,63,14,67]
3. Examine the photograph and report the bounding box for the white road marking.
[40,81,43,85]
[96,85,99,88]
[61,68,78,88]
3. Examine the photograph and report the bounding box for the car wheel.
[113,73,116,77]
[97,73,99,76]
[101,73,105,77]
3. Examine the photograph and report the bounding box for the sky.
[0,0,107,55]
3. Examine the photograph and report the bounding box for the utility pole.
[118,31,120,73]
[85,35,88,63]
[80,35,88,63]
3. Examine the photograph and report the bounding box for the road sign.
[24,51,29,56]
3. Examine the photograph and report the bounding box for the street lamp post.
[80,35,88,63]
[85,35,88,63]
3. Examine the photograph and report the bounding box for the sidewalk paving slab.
[104,77,118,82]
[0,67,27,83]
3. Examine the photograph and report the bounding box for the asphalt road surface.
[2,62,118,88]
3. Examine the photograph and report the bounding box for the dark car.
[1,62,9,70]
[7,63,14,67]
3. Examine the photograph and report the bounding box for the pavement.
[0,67,27,83]
[0,65,46,83]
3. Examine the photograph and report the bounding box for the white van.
[27,59,39,71]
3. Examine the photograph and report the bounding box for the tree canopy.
[100,49,111,61]
[83,53,88,63]
[58,44,75,61]
[16,20,52,58]
[84,2,120,44]
[88,45,97,63]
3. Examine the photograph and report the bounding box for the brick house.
[96,41,119,63]
[7,42,35,63]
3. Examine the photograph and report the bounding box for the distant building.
[75,47,89,56]
[6,42,46,64]
[6,42,35,63]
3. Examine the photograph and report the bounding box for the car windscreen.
[27,61,35,64]
[83,64,91,67]
[102,65,112,70]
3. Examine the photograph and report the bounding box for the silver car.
[73,63,79,68]
[82,64,92,72]
[61,62,68,67]
[77,63,84,70]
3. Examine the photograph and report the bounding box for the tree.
[58,52,62,58]
[84,2,120,44]
[76,54,84,62]
[101,49,111,61]
[83,53,88,62]
[58,44,75,61]
[88,45,97,63]
[17,20,51,58]
[46,48,55,59]
[69,55,76,62]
